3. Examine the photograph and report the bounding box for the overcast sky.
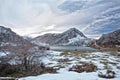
[0,0,120,38]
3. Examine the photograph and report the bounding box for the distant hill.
[0,26,47,53]
[96,29,120,48]
[91,29,120,50]
[0,26,29,46]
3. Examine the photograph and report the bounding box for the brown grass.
[69,62,97,73]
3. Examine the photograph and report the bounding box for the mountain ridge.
[1,26,120,50]
[0,26,47,53]
[96,29,120,48]
[32,28,92,46]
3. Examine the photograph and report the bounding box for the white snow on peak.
[68,34,86,44]
[0,27,10,34]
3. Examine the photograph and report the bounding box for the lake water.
[50,46,98,51]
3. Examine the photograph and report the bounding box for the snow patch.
[19,51,120,80]
[68,34,86,44]
[0,27,10,34]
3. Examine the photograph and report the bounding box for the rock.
[98,70,116,79]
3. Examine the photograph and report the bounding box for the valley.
[1,0,120,80]
[19,50,120,80]
[0,26,120,80]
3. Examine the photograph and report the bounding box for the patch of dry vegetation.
[0,63,57,78]
[61,50,90,58]
[69,62,97,73]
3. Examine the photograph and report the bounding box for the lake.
[50,46,98,51]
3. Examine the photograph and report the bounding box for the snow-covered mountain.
[95,29,120,48]
[0,26,46,53]
[0,26,26,46]
[32,28,92,46]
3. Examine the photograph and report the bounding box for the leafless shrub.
[57,58,70,63]
[69,62,97,73]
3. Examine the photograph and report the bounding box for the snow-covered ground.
[19,50,120,80]
[0,51,10,56]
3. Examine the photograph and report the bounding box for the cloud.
[0,0,120,38]
[44,24,55,30]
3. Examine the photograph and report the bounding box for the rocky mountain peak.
[32,27,91,46]
[0,26,33,48]
[64,28,81,33]
[66,28,79,32]
[63,28,87,38]
[0,26,48,53]
[96,29,120,48]
[0,26,12,34]
[0,26,23,42]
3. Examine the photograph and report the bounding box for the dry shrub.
[0,63,20,77]
[44,67,57,73]
[57,58,70,63]
[69,62,97,73]
[0,63,57,78]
